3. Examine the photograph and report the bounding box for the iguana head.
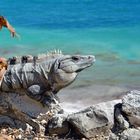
[49,55,95,93]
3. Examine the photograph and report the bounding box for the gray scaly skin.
[1,51,96,106]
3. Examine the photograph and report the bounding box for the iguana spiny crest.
[8,49,63,65]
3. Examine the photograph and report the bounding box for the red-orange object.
[0,16,16,37]
[0,57,7,80]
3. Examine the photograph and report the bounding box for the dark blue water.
[0,0,140,29]
[0,0,140,88]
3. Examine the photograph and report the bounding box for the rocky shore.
[0,90,140,140]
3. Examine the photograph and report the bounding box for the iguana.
[0,50,95,132]
[1,50,95,106]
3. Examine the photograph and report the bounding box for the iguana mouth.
[76,69,83,72]
[75,64,93,72]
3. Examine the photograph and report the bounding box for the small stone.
[109,132,119,140]
[26,123,33,132]
[40,120,47,125]
[16,134,22,139]
[9,135,15,139]
[47,114,69,135]
[95,135,99,138]
[34,137,39,140]
[40,113,43,116]
[1,128,6,134]
[19,128,24,132]
[81,138,86,140]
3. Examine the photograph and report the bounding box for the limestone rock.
[94,99,121,124]
[122,90,140,127]
[46,114,69,135]
[0,134,14,140]
[0,92,62,133]
[119,128,140,140]
[68,106,110,138]
[109,132,119,140]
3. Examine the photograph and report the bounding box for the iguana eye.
[72,56,79,61]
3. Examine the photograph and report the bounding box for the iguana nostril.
[88,56,93,59]
[88,56,91,59]
[87,55,96,62]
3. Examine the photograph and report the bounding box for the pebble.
[1,128,6,134]
[41,119,47,125]
[16,134,22,139]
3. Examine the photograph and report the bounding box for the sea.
[0,0,140,92]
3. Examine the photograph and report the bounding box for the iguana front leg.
[43,91,60,106]
[27,85,57,107]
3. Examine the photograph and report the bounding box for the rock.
[109,132,119,140]
[25,123,33,132]
[16,134,22,139]
[113,103,130,133]
[94,99,121,124]
[122,90,140,127]
[46,113,69,135]
[1,87,140,139]
[0,115,16,127]
[119,128,140,140]
[68,106,110,139]
[46,99,121,138]
[0,134,14,140]
[0,92,50,118]
[40,120,47,126]
[0,92,62,133]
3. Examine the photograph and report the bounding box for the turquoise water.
[0,0,140,88]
